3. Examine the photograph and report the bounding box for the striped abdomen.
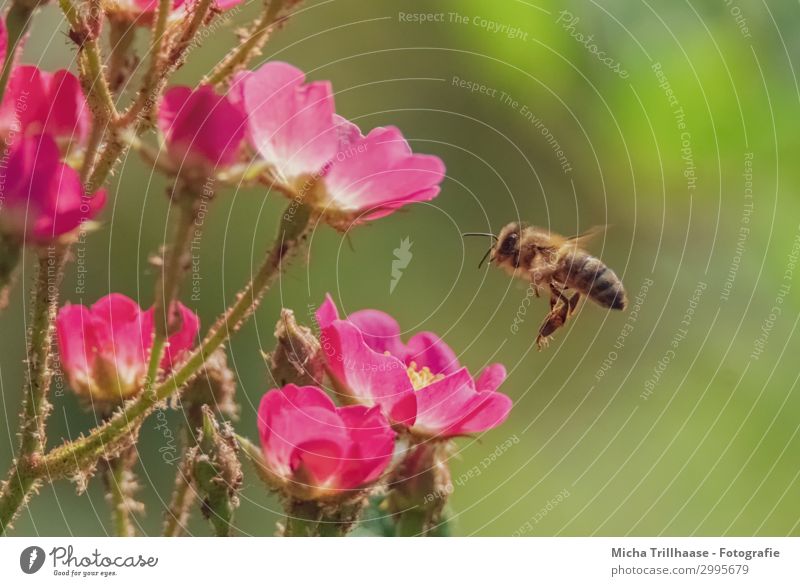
[557,251,627,310]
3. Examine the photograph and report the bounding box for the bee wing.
[565,225,608,249]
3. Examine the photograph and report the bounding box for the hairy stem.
[204,0,287,87]
[0,0,37,102]
[102,447,141,537]
[162,436,196,537]
[107,17,138,94]
[0,247,66,534]
[162,409,204,537]
[58,0,118,124]
[43,204,312,479]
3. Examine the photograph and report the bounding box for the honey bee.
[464,223,627,349]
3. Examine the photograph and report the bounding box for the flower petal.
[405,331,459,375]
[475,363,507,392]
[348,309,405,357]
[336,405,395,489]
[412,368,480,438]
[445,391,513,437]
[244,62,338,180]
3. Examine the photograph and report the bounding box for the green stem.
[144,192,198,398]
[80,120,105,185]
[0,1,35,102]
[153,192,198,341]
[284,500,322,537]
[119,0,214,127]
[204,0,286,87]
[57,0,118,124]
[167,0,214,65]
[162,444,195,537]
[90,0,215,190]
[107,17,138,94]
[395,509,428,537]
[0,247,66,534]
[103,448,140,537]
[43,205,312,479]
[162,410,203,536]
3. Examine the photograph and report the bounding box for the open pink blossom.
[243,61,445,227]
[0,66,89,149]
[316,295,512,439]
[56,294,199,404]
[0,134,105,245]
[158,84,247,176]
[257,384,395,500]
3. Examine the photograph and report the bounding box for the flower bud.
[182,348,238,421]
[387,441,453,536]
[190,406,243,536]
[267,308,324,387]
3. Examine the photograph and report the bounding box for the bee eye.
[500,232,519,254]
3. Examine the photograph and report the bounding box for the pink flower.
[56,294,200,403]
[316,295,512,439]
[0,66,90,149]
[0,134,105,245]
[257,384,396,500]
[158,84,247,176]
[243,61,445,228]
[104,0,243,26]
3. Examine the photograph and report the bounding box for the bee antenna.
[477,247,493,269]
[462,232,498,241]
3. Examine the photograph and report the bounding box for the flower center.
[406,361,444,391]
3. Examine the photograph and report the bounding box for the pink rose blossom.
[56,294,199,403]
[243,61,445,227]
[316,295,512,439]
[0,66,90,149]
[158,84,247,176]
[0,134,105,244]
[257,384,396,500]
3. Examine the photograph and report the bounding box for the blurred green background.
[2,0,799,536]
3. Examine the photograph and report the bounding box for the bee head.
[494,222,523,267]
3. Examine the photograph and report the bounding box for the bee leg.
[537,294,571,350]
[568,292,581,316]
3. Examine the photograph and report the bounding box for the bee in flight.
[465,223,627,349]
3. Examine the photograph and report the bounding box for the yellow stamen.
[406,361,444,390]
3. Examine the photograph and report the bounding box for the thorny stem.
[41,204,312,482]
[119,0,215,128]
[107,17,138,94]
[58,0,118,125]
[88,0,216,191]
[147,190,200,387]
[162,404,205,537]
[80,120,105,185]
[0,0,36,102]
[162,427,197,537]
[0,247,66,534]
[167,0,214,65]
[204,0,288,87]
[134,0,172,123]
[103,447,141,537]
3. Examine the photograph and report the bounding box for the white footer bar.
[1,537,797,585]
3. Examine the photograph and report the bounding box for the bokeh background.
[2,0,799,536]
